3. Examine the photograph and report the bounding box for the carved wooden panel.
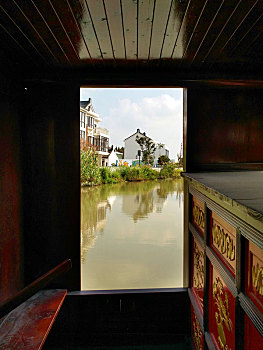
[191,305,204,350]
[244,314,263,349]
[210,212,236,276]
[246,240,263,313]
[191,236,205,313]
[209,266,235,350]
[191,196,205,236]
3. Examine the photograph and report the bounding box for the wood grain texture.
[86,0,114,59]
[0,0,263,76]
[121,0,137,59]
[0,92,24,307]
[68,0,101,60]
[104,0,125,59]
[0,290,67,350]
[172,0,207,59]
[161,0,188,58]
[149,0,171,59]
[30,0,78,63]
[138,0,155,59]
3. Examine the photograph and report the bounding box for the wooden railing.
[0,259,72,320]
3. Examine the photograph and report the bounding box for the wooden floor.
[183,171,263,216]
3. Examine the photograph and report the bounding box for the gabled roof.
[80,98,95,113]
[124,129,150,142]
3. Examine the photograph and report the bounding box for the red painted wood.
[246,240,263,314]
[191,305,204,350]
[191,196,205,237]
[209,213,236,277]
[0,93,23,306]
[209,265,235,350]
[244,314,263,349]
[187,89,263,169]
[0,289,67,350]
[0,259,71,319]
[191,236,204,314]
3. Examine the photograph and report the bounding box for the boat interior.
[0,1,263,349]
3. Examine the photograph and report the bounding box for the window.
[80,130,85,139]
[88,116,94,128]
[100,136,109,152]
[80,112,85,128]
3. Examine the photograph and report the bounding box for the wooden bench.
[0,260,71,350]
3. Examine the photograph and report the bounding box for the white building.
[108,149,123,166]
[80,99,109,166]
[123,129,169,165]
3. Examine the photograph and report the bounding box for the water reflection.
[81,179,184,290]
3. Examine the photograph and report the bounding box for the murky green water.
[81,179,184,290]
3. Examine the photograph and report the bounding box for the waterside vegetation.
[81,147,182,186]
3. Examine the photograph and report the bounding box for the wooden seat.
[0,289,67,350]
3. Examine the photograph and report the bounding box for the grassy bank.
[81,149,181,186]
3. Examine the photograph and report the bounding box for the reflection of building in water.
[81,196,116,262]
[122,185,168,222]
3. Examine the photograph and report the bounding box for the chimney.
[143,132,146,136]
[137,128,140,133]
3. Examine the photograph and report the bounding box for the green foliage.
[141,165,158,180]
[159,162,181,179]
[158,155,170,165]
[136,135,158,166]
[81,162,181,187]
[114,146,124,158]
[99,167,122,184]
[80,148,101,185]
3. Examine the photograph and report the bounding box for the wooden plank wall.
[185,88,263,171]
[21,83,80,290]
[0,84,24,305]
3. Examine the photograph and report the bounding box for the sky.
[80,88,183,160]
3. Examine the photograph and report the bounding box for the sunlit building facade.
[80,99,109,166]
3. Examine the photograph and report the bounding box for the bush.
[100,167,122,184]
[118,166,131,181]
[159,162,181,179]
[141,165,158,180]
[81,160,181,187]
[81,148,101,185]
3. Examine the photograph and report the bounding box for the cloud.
[103,94,183,159]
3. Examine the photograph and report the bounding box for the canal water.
[81,178,184,290]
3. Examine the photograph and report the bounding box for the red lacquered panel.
[191,305,204,350]
[244,314,263,349]
[192,196,205,236]
[210,212,236,277]
[246,240,263,313]
[209,266,235,350]
[0,289,67,350]
[191,236,205,313]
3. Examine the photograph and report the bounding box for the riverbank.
[81,163,182,187]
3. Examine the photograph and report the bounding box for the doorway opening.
[80,88,183,291]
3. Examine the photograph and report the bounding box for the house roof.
[80,98,95,113]
[124,130,150,142]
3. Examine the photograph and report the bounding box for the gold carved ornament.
[213,277,233,350]
[212,224,235,262]
[252,263,263,296]
[193,241,204,307]
[193,313,203,350]
[193,204,205,231]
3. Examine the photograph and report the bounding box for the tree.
[177,153,183,167]
[136,135,162,166]
[158,155,170,165]
[114,146,124,158]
